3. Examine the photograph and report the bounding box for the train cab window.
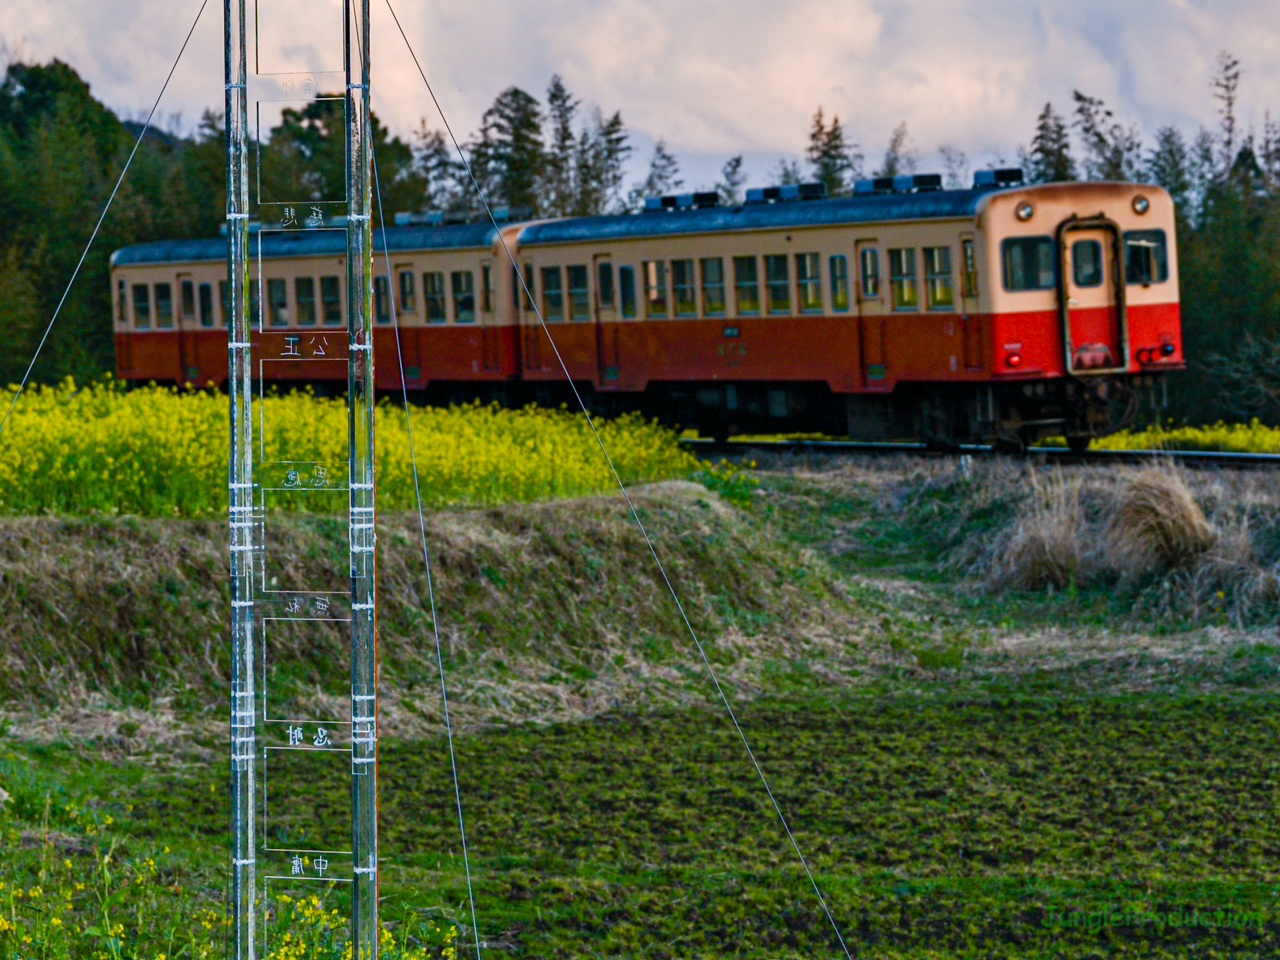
[321,276,342,324]
[1124,229,1168,285]
[961,239,978,298]
[619,265,637,318]
[482,265,494,313]
[1072,240,1103,287]
[181,281,196,322]
[671,259,696,316]
[700,258,726,316]
[734,256,759,315]
[567,265,590,320]
[267,278,289,326]
[597,262,615,308]
[796,253,822,312]
[541,266,564,321]
[860,248,880,298]
[765,255,790,314]
[117,280,127,324]
[889,249,918,311]
[399,270,416,313]
[219,281,230,327]
[924,247,954,310]
[155,283,174,328]
[199,283,214,328]
[1001,237,1055,291]
[453,270,476,323]
[424,272,446,323]
[374,275,391,324]
[132,283,151,329]
[295,277,316,325]
[829,255,849,312]
[643,261,668,318]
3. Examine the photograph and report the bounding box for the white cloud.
[3,0,1279,188]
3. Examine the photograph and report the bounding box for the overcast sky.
[3,0,1279,192]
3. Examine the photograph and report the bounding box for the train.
[109,170,1182,449]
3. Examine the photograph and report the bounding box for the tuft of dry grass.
[1104,468,1215,574]
[988,471,1089,590]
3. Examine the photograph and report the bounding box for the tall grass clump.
[0,378,701,517]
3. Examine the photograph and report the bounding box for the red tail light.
[1005,351,1023,368]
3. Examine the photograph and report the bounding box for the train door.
[394,263,421,378]
[593,254,620,384]
[520,262,542,370]
[855,239,886,386]
[176,272,198,382]
[1059,219,1126,373]
[959,234,983,369]
[479,260,499,371]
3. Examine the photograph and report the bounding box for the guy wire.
[371,148,484,960]
[0,0,211,441]
[381,2,855,956]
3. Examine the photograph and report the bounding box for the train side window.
[619,265,637,318]
[320,276,342,324]
[155,283,174,328]
[117,280,127,324]
[643,261,668,318]
[181,280,196,321]
[199,283,214,328]
[829,255,849,312]
[1123,229,1168,285]
[567,265,590,320]
[133,283,151,329]
[399,270,416,312]
[888,249,918,311]
[961,238,978,298]
[597,262,615,308]
[700,258,726,316]
[860,248,880,298]
[295,277,316,326]
[541,266,564,321]
[219,281,230,327]
[1072,240,1103,287]
[924,246,954,310]
[374,275,391,324]
[734,256,759,315]
[671,259,696,316]
[424,272,446,323]
[1001,237,1055,291]
[796,253,822,312]
[453,270,476,323]
[268,278,289,326]
[765,255,790,314]
[482,265,493,313]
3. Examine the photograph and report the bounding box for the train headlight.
[1133,195,1150,215]
[1015,202,1034,222]
[1160,342,1175,356]
[1005,351,1023,367]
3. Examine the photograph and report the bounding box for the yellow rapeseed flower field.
[0,378,702,517]
[1089,419,1280,453]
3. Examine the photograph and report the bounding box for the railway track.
[679,437,1280,469]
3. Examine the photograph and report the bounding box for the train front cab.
[978,182,1182,449]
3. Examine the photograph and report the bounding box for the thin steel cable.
[371,153,484,960]
[0,0,211,440]
[381,3,853,955]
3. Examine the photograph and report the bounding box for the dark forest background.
[0,52,1277,424]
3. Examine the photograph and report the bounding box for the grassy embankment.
[4,387,1280,956]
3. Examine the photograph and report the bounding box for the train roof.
[111,188,991,267]
[516,189,987,246]
[110,222,500,267]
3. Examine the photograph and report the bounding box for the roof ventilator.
[743,182,827,204]
[973,168,1025,190]
[643,192,721,212]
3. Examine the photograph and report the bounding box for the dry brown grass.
[988,471,1090,590]
[1104,468,1215,574]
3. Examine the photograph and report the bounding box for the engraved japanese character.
[285,596,303,614]
[281,206,298,228]
[311,466,328,488]
[312,597,331,615]
[284,469,300,488]
[308,336,328,356]
[287,725,304,745]
[306,206,325,228]
[283,336,301,358]
[314,856,329,877]
[290,854,305,876]
[312,727,332,747]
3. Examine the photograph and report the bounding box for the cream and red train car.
[110,172,1182,447]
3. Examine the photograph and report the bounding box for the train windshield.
[1123,229,1169,285]
[1001,237,1055,291]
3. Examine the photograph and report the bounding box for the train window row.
[1001,230,1169,292]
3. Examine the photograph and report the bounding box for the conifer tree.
[717,155,746,205]
[806,107,860,195]
[543,75,578,216]
[1021,102,1076,182]
[875,122,917,177]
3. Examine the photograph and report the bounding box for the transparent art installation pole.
[345,0,379,956]
[225,0,255,956]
